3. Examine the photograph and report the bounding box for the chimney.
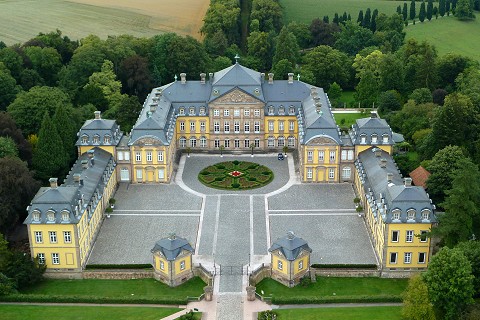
[200,73,206,84]
[287,231,295,240]
[260,73,265,83]
[49,178,58,189]
[380,158,387,168]
[387,173,394,183]
[168,232,176,240]
[208,73,213,83]
[180,73,186,84]
[268,73,274,84]
[315,102,322,114]
[94,111,101,120]
[370,112,377,118]
[404,177,412,187]
[73,173,81,183]
[374,148,382,157]
[81,159,89,169]
[310,87,316,95]
[150,104,157,113]
[288,73,294,84]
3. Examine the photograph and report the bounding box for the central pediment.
[210,88,263,104]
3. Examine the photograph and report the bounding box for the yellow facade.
[174,255,192,274]
[79,145,116,157]
[132,145,170,183]
[293,255,309,275]
[154,255,169,275]
[271,254,289,275]
[264,116,298,147]
[385,224,431,268]
[355,145,392,156]
[176,116,210,146]
[302,144,341,182]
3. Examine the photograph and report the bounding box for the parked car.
[277,153,284,160]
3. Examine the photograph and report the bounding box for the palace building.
[24,62,436,276]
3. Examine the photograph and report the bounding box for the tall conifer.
[419,1,427,22]
[410,0,416,19]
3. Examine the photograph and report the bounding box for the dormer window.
[392,209,401,221]
[75,205,80,216]
[179,107,185,116]
[268,106,274,115]
[360,134,367,144]
[421,210,430,221]
[199,107,206,115]
[383,134,389,144]
[279,106,285,115]
[62,211,70,222]
[254,88,260,95]
[371,134,378,144]
[104,135,111,144]
[47,211,55,222]
[289,106,295,115]
[33,211,41,222]
[81,135,88,144]
[93,135,100,144]
[407,209,416,221]
[189,107,195,116]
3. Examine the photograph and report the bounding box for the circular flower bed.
[198,160,274,190]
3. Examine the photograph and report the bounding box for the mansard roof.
[151,235,194,261]
[269,232,312,261]
[76,113,123,147]
[350,115,393,145]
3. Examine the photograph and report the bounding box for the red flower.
[229,170,243,177]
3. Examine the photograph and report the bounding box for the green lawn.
[273,306,402,320]
[0,305,181,320]
[333,112,366,127]
[280,0,404,24]
[21,277,205,300]
[405,15,480,62]
[256,277,408,301]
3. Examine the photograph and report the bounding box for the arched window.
[371,134,378,144]
[189,107,195,116]
[289,106,295,115]
[62,211,70,222]
[421,209,431,221]
[93,134,100,144]
[392,209,401,221]
[268,106,274,115]
[189,137,196,148]
[81,135,88,144]
[407,209,416,221]
[47,210,55,222]
[287,136,295,147]
[382,134,389,144]
[342,167,351,179]
[32,210,41,222]
[104,135,111,144]
[278,106,285,115]
[360,134,367,144]
[267,136,275,147]
[277,136,285,147]
[179,137,186,148]
[200,136,207,148]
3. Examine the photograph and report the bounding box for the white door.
[120,168,129,181]
[158,168,165,180]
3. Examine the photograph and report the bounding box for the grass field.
[257,277,408,299]
[0,0,209,45]
[21,277,205,300]
[274,306,402,320]
[405,15,480,62]
[0,305,182,320]
[280,0,405,24]
[333,112,366,127]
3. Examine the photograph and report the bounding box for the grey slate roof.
[151,235,194,261]
[350,116,393,145]
[269,232,312,261]
[25,147,115,225]
[356,147,436,224]
[76,117,123,147]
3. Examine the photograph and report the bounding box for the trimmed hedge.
[270,294,403,304]
[198,161,274,190]
[85,264,153,270]
[0,293,186,305]
[311,264,378,269]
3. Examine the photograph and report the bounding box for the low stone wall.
[44,270,83,280]
[380,269,423,278]
[83,269,154,280]
[311,268,380,278]
[249,264,271,286]
[193,264,214,286]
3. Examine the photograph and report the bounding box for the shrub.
[215,177,223,181]
[215,165,225,169]
[300,276,312,287]
[258,310,278,320]
[232,160,240,165]
[232,183,240,188]
[249,177,256,181]
[0,273,16,296]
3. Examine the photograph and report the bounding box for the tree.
[118,54,152,101]
[456,67,480,108]
[432,88,448,105]
[334,21,376,56]
[23,46,62,86]
[34,29,78,64]
[0,64,20,111]
[390,100,436,141]
[0,111,32,163]
[201,0,241,45]
[437,53,475,91]
[204,30,228,57]
[303,45,351,89]
[409,88,432,104]
[435,158,480,247]
[327,82,342,106]
[32,113,67,181]
[440,0,446,16]
[7,86,73,136]
[410,0,417,20]
[0,157,39,235]
[446,0,451,14]
[0,47,23,80]
[272,27,300,66]
[115,95,142,133]
[363,8,372,28]
[250,0,283,33]
[423,247,475,320]
[419,1,427,22]
[370,9,378,31]
[209,56,233,72]
[357,10,364,24]
[355,70,379,107]
[379,53,405,92]
[377,90,402,115]
[403,2,409,21]
[52,105,78,164]
[247,31,274,71]
[2,250,45,290]
[427,0,434,20]
[0,137,18,159]
[426,145,469,205]
[309,19,340,47]
[402,274,436,320]
[287,22,312,49]
[271,59,294,80]
[455,0,475,20]
[456,241,480,294]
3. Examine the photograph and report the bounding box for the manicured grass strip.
[256,277,407,304]
[272,306,402,320]
[0,305,182,320]
[11,277,205,304]
[333,113,366,127]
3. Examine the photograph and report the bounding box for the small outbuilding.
[151,233,194,287]
[269,231,312,287]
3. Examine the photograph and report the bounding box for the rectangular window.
[234,139,240,148]
[307,151,313,162]
[391,230,399,242]
[214,139,220,148]
[146,151,152,162]
[200,138,207,148]
[224,139,230,148]
[342,167,351,179]
[278,260,283,270]
[347,150,354,160]
[213,109,219,117]
[418,252,426,264]
[244,139,250,148]
[329,168,335,179]
[390,252,397,264]
[124,152,130,161]
[307,168,313,179]
[329,151,336,162]
[341,150,347,160]
[406,230,414,242]
[420,230,428,242]
[160,261,165,270]
[224,121,230,133]
[200,121,206,132]
[234,109,240,117]
[38,253,45,264]
[180,122,185,131]
[254,139,260,148]
[214,122,220,133]
[224,109,229,117]
[189,107,195,116]
[180,260,186,270]
[318,151,324,162]
[289,121,295,131]
[404,252,412,264]
[157,151,164,162]
[118,152,124,161]
[64,231,71,243]
[298,260,304,270]
[278,121,284,131]
[136,169,143,180]
[268,121,274,131]
[35,231,43,243]
[244,122,250,133]
[190,122,195,132]
[254,109,260,117]
[135,152,141,162]
[254,121,260,133]
[244,109,250,117]
[234,121,240,133]
[52,253,60,265]
[49,231,57,243]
